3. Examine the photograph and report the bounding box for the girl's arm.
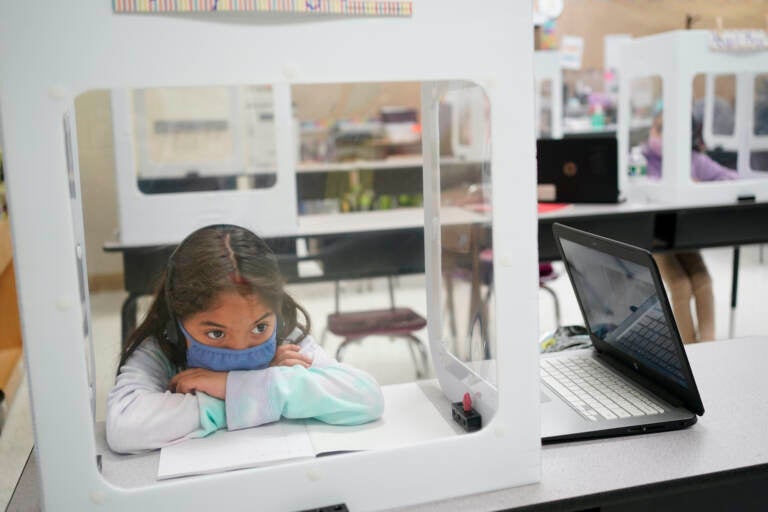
[225,334,385,430]
[106,339,227,454]
[691,151,739,181]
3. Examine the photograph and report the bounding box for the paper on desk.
[157,420,314,480]
[158,382,456,479]
[308,382,457,454]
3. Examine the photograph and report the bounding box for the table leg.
[729,246,740,339]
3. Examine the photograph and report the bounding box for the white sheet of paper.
[307,382,457,454]
[158,420,314,480]
[158,382,456,479]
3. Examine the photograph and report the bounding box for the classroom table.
[8,336,768,511]
[106,200,768,344]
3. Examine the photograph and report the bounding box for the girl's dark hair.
[691,118,706,152]
[118,225,311,372]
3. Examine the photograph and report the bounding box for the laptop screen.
[559,238,689,389]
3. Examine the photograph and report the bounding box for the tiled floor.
[1,245,766,508]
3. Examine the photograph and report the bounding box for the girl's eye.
[206,330,226,340]
[252,323,269,335]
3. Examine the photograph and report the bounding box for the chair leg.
[336,337,362,362]
[443,274,459,353]
[540,283,561,328]
[404,337,422,378]
[404,334,429,379]
[480,282,493,359]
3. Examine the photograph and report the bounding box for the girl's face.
[181,291,276,350]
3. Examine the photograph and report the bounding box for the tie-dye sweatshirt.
[106,331,384,454]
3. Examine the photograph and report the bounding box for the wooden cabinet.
[0,218,23,427]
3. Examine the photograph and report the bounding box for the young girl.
[106,224,384,454]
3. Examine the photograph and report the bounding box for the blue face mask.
[178,321,278,372]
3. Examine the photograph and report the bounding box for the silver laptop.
[541,223,705,443]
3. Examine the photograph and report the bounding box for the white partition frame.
[618,30,768,204]
[0,2,541,511]
[534,50,564,139]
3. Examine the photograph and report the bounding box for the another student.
[643,114,735,343]
[106,224,384,454]
[643,113,739,181]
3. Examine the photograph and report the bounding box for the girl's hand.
[169,369,227,400]
[270,344,312,369]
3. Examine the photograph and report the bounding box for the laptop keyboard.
[613,304,688,385]
[541,357,666,421]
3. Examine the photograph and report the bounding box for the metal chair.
[325,276,429,379]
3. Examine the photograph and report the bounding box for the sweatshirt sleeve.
[225,333,384,430]
[106,339,227,454]
[691,152,739,181]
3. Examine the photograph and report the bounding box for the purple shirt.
[642,144,739,181]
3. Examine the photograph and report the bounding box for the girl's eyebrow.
[199,312,272,329]
[252,312,273,325]
[201,320,227,328]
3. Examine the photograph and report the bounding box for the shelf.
[296,156,483,174]
[296,206,490,236]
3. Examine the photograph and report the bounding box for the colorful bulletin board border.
[113,0,413,16]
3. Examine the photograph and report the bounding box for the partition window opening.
[75,80,473,485]
[691,73,740,178]
[627,76,663,180]
[438,84,494,374]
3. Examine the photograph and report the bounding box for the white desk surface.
[10,336,768,511]
[390,336,768,512]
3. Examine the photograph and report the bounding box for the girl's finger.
[274,353,311,366]
[170,370,194,389]
[278,358,310,368]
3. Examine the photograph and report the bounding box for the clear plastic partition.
[627,76,663,180]
[1,2,542,508]
[73,80,503,486]
[691,73,740,175]
[690,72,768,177]
[693,74,736,136]
[436,83,495,386]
